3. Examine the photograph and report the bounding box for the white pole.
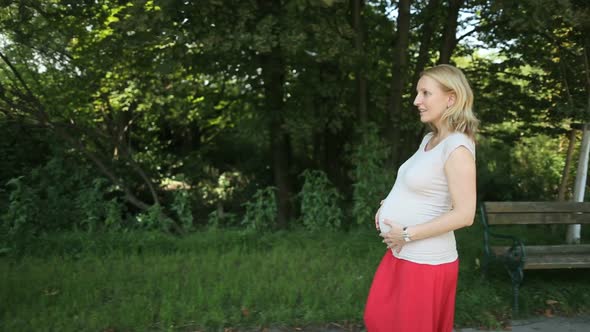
[567,123,590,244]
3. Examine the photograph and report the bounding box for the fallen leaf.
[544,308,554,317]
[241,307,250,317]
[43,288,59,296]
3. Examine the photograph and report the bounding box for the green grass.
[1,223,589,331]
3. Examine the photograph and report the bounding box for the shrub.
[349,123,394,226]
[241,186,277,232]
[298,169,343,231]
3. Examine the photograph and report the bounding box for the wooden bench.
[480,201,590,313]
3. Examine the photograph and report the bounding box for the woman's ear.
[447,94,456,108]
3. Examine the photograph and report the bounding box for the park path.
[456,315,590,332]
[253,315,590,332]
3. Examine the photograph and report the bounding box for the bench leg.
[512,281,520,316]
[509,267,524,316]
[482,255,489,278]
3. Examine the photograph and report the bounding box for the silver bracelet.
[402,226,412,242]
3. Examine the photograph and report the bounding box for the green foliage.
[198,170,250,228]
[1,228,589,330]
[171,189,194,232]
[104,198,125,230]
[1,0,589,238]
[207,210,239,229]
[349,123,394,226]
[2,176,40,240]
[136,204,171,232]
[199,171,246,205]
[1,154,125,241]
[0,121,50,202]
[478,132,567,201]
[76,178,112,233]
[297,169,343,231]
[241,187,277,232]
[479,0,589,124]
[477,136,516,201]
[510,134,565,200]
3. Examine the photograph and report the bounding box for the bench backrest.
[482,201,590,225]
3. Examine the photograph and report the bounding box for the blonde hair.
[420,64,479,140]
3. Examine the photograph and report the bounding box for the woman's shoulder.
[447,131,475,144]
[444,131,476,159]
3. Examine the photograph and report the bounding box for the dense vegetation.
[1,0,589,329]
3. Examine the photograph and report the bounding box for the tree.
[351,0,368,125]
[388,0,410,166]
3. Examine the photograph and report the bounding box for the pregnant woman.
[363,64,479,332]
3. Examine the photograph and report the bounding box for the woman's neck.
[433,125,451,139]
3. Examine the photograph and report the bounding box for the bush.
[510,134,565,200]
[349,123,394,226]
[2,176,41,246]
[241,186,277,232]
[1,154,125,239]
[136,204,172,232]
[478,133,567,201]
[171,189,194,231]
[298,169,343,231]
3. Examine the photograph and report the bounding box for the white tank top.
[378,132,476,265]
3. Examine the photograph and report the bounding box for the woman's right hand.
[375,200,384,230]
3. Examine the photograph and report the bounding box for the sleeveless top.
[378,132,476,265]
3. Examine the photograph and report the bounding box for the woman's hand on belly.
[381,218,405,253]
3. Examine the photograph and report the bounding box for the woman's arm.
[382,146,476,248]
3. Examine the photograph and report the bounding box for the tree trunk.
[553,128,577,233]
[412,0,440,89]
[351,0,367,125]
[404,0,440,155]
[258,0,294,228]
[438,0,463,64]
[567,123,590,244]
[312,88,327,172]
[557,128,577,201]
[388,0,411,166]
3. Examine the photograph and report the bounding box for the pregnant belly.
[378,196,442,234]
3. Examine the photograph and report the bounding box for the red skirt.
[364,252,459,332]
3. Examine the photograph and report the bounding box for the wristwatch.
[402,226,412,242]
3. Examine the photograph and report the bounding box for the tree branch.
[0,59,167,222]
[456,27,478,43]
[0,50,35,100]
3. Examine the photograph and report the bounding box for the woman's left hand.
[381,219,405,253]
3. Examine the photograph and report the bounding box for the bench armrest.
[485,230,526,263]
[479,204,525,259]
[479,204,526,264]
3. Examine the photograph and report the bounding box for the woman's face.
[413,76,453,127]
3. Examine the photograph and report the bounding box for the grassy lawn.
[1,222,589,331]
